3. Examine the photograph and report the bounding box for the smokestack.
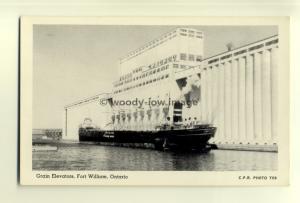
[226,42,234,51]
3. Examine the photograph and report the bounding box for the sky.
[33,25,277,129]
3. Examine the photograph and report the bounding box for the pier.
[32,128,62,144]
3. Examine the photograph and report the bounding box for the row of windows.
[180,53,202,62]
[147,55,177,70]
[116,65,170,87]
[206,38,278,65]
[114,74,170,94]
[179,29,203,38]
[119,72,133,82]
[173,64,194,69]
[137,65,169,82]
[179,33,203,38]
[116,55,176,87]
[115,65,169,87]
[119,66,143,82]
[180,29,202,35]
[132,67,143,74]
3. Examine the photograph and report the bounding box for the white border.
[20,16,289,186]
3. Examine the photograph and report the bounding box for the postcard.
[20,16,289,185]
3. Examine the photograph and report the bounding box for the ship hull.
[79,125,217,152]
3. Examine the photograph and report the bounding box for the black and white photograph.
[20,17,289,185]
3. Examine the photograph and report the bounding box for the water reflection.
[32,142,277,171]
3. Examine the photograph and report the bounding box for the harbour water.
[32,142,277,171]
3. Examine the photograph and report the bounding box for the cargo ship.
[79,99,216,151]
[79,121,216,151]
